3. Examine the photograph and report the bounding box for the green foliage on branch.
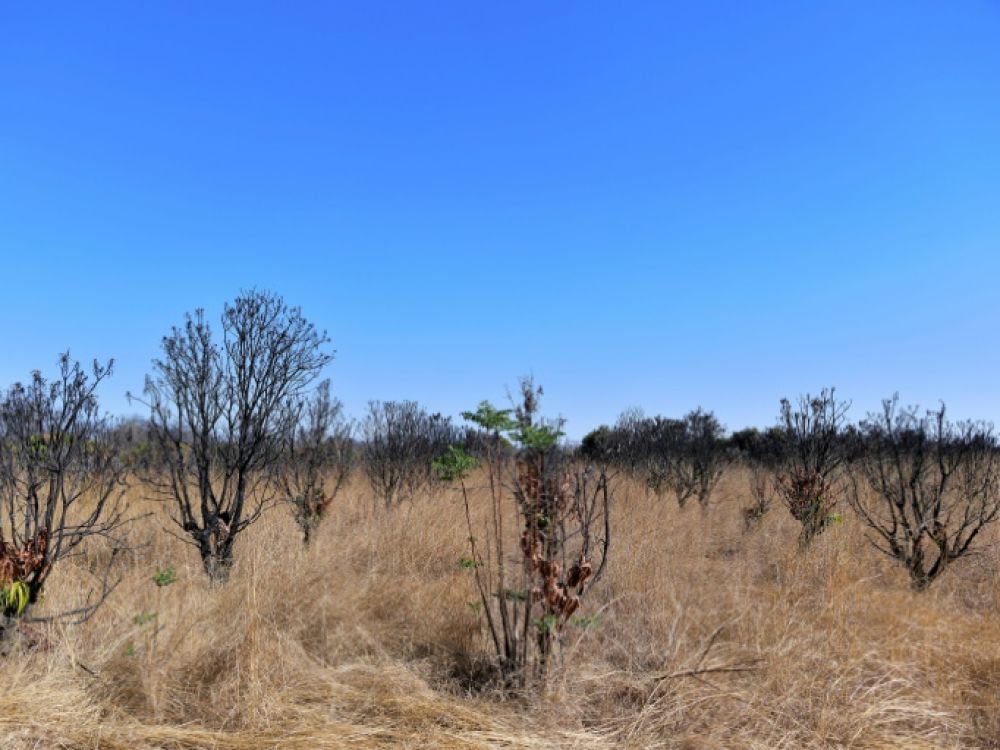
[433,445,479,482]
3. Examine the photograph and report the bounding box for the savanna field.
[5,468,1000,750]
[6,4,1000,748]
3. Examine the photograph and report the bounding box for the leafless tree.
[849,396,1000,590]
[776,388,851,546]
[583,408,726,509]
[0,354,129,642]
[639,418,684,500]
[609,407,649,476]
[743,464,773,530]
[276,380,354,544]
[590,412,681,499]
[361,400,455,509]
[730,427,783,530]
[665,408,728,509]
[133,290,332,581]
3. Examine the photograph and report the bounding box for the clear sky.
[2,2,999,438]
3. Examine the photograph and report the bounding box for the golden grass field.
[3,469,1000,749]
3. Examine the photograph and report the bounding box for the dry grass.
[3,469,1000,748]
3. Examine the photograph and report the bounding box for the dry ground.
[3,469,1000,749]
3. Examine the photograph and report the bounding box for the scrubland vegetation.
[4,291,1000,748]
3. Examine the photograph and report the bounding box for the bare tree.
[665,408,728,509]
[730,427,783,530]
[640,418,684,500]
[133,290,332,581]
[608,407,649,477]
[592,413,681,499]
[776,388,851,547]
[361,400,455,509]
[584,408,726,509]
[849,396,1000,590]
[0,354,129,642]
[276,380,354,544]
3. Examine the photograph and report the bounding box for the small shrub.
[278,380,354,544]
[665,408,728,509]
[775,388,850,547]
[0,354,130,642]
[363,400,457,509]
[438,379,611,689]
[152,567,177,588]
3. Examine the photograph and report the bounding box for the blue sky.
[2,2,999,437]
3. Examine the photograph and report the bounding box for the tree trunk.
[200,539,235,583]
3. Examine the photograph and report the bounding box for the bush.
[849,396,1000,590]
[277,380,354,544]
[775,388,851,547]
[0,354,130,641]
[437,379,611,688]
[666,408,728,509]
[362,400,457,509]
[582,408,727,508]
[730,427,783,529]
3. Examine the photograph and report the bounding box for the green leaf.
[133,611,158,626]
[152,566,177,587]
[570,614,601,630]
[535,614,559,633]
[461,401,518,432]
[433,444,479,482]
[27,434,48,460]
[512,424,563,452]
[3,581,29,616]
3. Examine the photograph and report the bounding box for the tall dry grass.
[3,469,1000,748]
